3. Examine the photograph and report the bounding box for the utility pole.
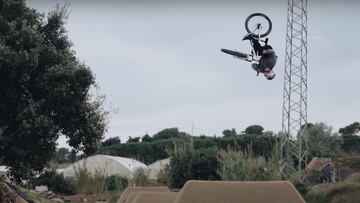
[281,0,308,184]
[191,122,194,148]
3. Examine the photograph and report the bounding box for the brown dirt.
[117,186,170,203]
[123,193,138,203]
[132,192,177,203]
[0,182,17,203]
[0,182,29,203]
[306,157,360,182]
[306,157,328,172]
[344,172,360,183]
[173,180,306,203]
[63,192,112,203]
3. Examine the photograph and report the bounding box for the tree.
[168,144,220,188]
[102,137,121,147]
[306,123,343,157]
[142,134,152,142]
[339,122,360,136]
[244,125,264,135]
[152,128,188,141]
[0,1,107,181]
[127,136,140,143]
[339,122,360,154]
[222,128,237,137]
[53,147,70,164]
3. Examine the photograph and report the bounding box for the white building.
[61,155,146,179]
[146,158,170,180]
[0,166,8,175]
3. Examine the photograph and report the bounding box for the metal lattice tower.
[281,0,308,183]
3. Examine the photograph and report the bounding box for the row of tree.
[52,122,359,165]
[97,126,277,164]
[95,122,359,165]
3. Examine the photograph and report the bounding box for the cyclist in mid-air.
[243,33,277,80]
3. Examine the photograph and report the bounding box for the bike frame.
[239,23,266,63]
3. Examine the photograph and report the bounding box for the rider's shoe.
[242,33,254,41]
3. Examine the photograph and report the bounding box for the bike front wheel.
[245,13,272,38]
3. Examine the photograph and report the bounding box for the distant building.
[61,155,146,179]
[0,166,8,176]
[146,158,170,180]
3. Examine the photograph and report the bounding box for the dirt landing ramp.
[174,181,306,203]
[117,186,170,203]
[132,192,178,203]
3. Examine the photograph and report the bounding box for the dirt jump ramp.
[132,192,178,203]
[173,181,306,203]
[117,186,170,203]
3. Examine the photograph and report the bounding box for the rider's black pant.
[252,39,263,56]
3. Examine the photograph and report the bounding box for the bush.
[157,165,171,186]
[0,174,6,182]
[168,143,220,188]
[74,165,106,195]
[342,135,360,154]
[106,175,128,191]
[217,148,281,181]
[132,168,150,186]
[307,172,323,186]
[30,170,76,195]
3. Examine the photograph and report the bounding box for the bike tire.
[245,13,272,38]
[221,48,248,58]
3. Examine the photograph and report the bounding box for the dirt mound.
[132,192,177,203]
[64,192,112,202]
[344,172,360,183]
[305,182,360,203]
[0,182,16,203]
[0,182,28,203]
[173,180,305,203]
[124,193,138,203]
[117,186,170,203]
[306,157,328,172]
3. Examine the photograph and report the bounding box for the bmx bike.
[221,13,272,62]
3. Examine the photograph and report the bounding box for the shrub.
[168,143,220,188]
[30,170,76,195]
[73,164,106,194]
[106,175,128,191]
[0,174,6,181]
[132,168,150,186]
[156,165,171,186]
[217,147,281,181]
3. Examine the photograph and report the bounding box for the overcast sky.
[27,0,360,148]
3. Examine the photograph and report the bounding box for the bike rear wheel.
[245,13,272,38]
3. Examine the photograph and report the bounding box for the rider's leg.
[252,63,259,71]
[252,39,263,56]
[252,63,260,76]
